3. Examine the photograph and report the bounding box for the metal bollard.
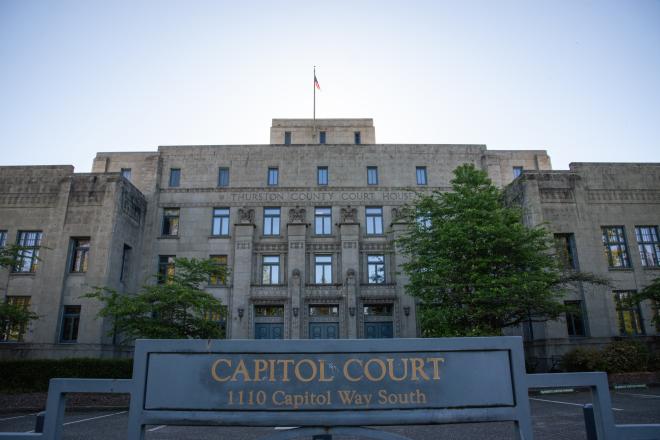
[583,404,597,440]
[34,412,45,433]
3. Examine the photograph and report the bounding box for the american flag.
[314,74,321,90]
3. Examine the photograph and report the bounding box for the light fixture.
[349,307,356,317]
[293,307,299,317]
[404,306,410,316]
[237,308,244,319]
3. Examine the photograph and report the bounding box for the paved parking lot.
[1,388,659,439]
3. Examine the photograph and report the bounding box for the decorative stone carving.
[346,268,356,280]
[288,206,306,223]
[238,207,255,224]
[292,268,301,279]
[340,206,357,223]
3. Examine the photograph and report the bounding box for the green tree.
[634,276,660,330]
[0,245,39,340]
[86,257,227,342]
[396,163,605,337]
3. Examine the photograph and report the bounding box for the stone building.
[506,163,660,369]
[0,118,657,360]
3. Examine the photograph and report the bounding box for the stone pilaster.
[230,208,256,339]
[287,208,307,339]
[390,220,416,337]
[339,206,360,338]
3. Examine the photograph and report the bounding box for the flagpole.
[313,66,316,139]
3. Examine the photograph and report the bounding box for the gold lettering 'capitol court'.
[211,356,444,383]
[207,355,445,410]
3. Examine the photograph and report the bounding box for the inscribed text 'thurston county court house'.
[1,118,659,370]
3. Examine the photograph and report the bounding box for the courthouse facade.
[0,118,658,362]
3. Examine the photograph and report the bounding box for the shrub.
[0,358,132,393]
[560,346,605,372]
[602,340,649,373]
[649,351,660,372]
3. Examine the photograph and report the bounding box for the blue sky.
[1,0,659,172]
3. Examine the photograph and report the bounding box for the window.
[367,255,385,284]
[309,305,338,317]
[284,131,291,145]
[367,166,378,185]
[363,304,393,316]
[0,230,6,248]
[255,305,284,317]
[315,255,332,284]
[1,296,31,341]
[416,214,431,230]
[121,168,131,180]
[366,207,383,235]
[635,226,660,267]
[317,166,328,186]
[554,233,577,270]
[169,168,181,187]
[513,166,523,178]
[70,238,90,273]
[158,255,175,284]
[268,167,279,186]
[602,226,631,268]
[564,300,586,337]
[209,255,228,285]
[262,256,280,284]
[203,305,227,338]
[162,208,180,236]
[60,306,81,343]
[120,244,131,282]
[14,231,42,273]
[314,207,332,235]
[212,208,230,236]
[218,167,230,187]
[354,131,361,145]
[263,208,281,236]
[416,166,427,185]
[614,291,645,336]
[319,131,326,144]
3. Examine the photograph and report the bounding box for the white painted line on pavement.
[530,397,624,411]
[23,410,128,433]
[148,425,167,432]
[62,410,128,426]
[616,391,660,399]
[0,413,38,422]
[274,427,298,430]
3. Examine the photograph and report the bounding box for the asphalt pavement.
[1,388,659,439]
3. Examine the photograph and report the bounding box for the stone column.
[287,206,308,339]
[339,206,360,338]
[231,208,255,339]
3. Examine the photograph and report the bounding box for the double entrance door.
[309,322,339,339]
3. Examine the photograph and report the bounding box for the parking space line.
[530,397,624,411]
[23,410,128,433]
[0,413,38,422]
[148,425,167,432]
[616,392,660,399]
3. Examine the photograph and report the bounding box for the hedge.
[0,358,133,393]
[561,339,657,374]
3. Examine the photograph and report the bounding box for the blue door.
[309,322,339,339]
[364,322,393,338]
[255,323,283,339]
